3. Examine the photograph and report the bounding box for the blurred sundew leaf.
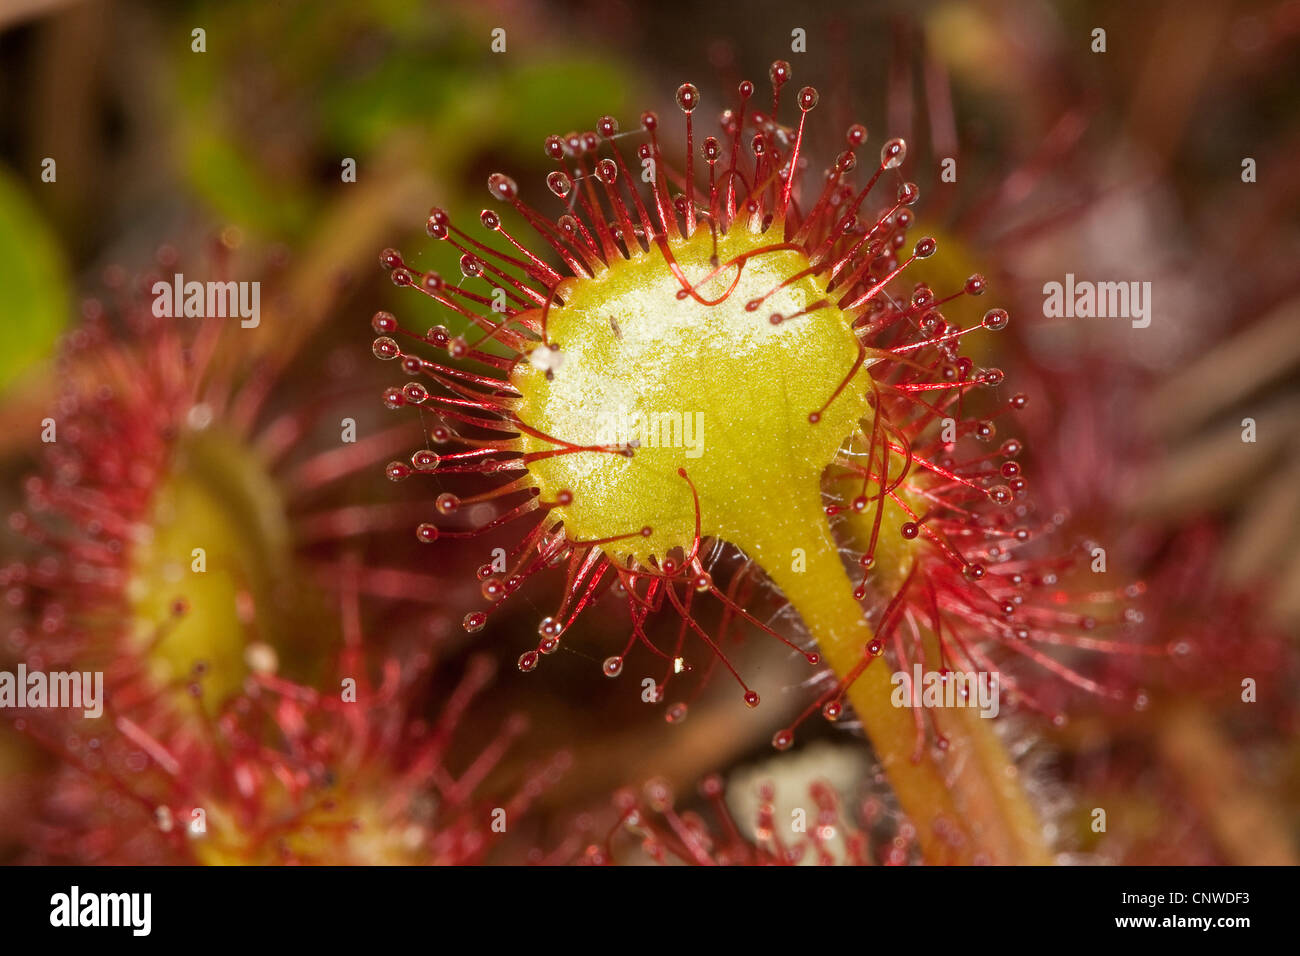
[0,167,71,393]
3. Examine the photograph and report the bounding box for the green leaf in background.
[179,127,313,238]
[170,0,634,245]
[0,166,70,393]
[495,58,633,158]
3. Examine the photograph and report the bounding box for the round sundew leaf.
[127,428,298,715]
[514,226,871,567]
[0,167,71,394]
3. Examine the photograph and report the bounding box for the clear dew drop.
[487,172,518,201]
[546,171,572,197]
[675,83,699,113]
[982,308,1010,331]
[881,137,907,169]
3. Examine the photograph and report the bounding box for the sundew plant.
[370,61,1165,865]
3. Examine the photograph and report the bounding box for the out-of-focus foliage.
[173,0,633,240]
[0,166,69,393]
